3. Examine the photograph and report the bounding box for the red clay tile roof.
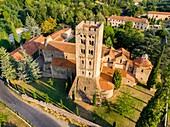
[101,66,138,83]
[43,41,76,54]
[107,15,149,24]
[50,28,70,41]
[99,78,114,90]
[148,11,170,15]
[134,58,153,67]
[10,36,44,60]
[51,58,76,70]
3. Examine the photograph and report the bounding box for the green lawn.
[0,101,29,127]
[93,84,155,127]
[11,78,77,113]
[11,79,155,127]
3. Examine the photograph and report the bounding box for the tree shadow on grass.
[120,91,148,104]
[127,84,153,97]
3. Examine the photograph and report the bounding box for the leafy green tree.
[0,29,12,50]
[76,106,79,116]
[156,27,169,38]
[96,12,106,23]
[136,83,167,127]
[114,93,135,116]
[93,93,97,106]
[112,70,122,90]
[11,21,20,46]
[41,17,56,34]
[104,25,115,40]
[124,21,133,30]
[105,37,112,47]
[0,47,16,81]
[45,94,49,103]
[22,86,26,94]
[32,90,37,99]
[21,31,31,43]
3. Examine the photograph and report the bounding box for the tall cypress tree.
[11,21,20,46]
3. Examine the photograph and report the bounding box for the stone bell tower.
[69,21,104,103]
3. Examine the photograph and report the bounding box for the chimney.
[44,35,52,47]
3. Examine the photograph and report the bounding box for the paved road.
[0,79,70,127]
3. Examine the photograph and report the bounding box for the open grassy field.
[11,78,155,127]
[0,101,29,127]
[92,84,155,127]
[11,78,77,113]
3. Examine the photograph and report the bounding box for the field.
[11,78,155,127]
[11,78,77,113]
[0,101,29,127]
[92,84,155,127]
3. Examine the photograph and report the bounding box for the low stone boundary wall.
[22,95,101,127]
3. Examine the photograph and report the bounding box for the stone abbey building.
[11,21,153,103]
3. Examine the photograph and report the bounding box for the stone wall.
[22,95,101,127]
[51,66,75,79]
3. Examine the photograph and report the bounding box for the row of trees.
[0,47,41,83]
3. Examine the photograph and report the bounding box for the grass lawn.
[11,78,77,113]
[11,78,155,127]
[93,84,155,127]
[0,101,29,127]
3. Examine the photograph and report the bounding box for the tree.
[0,47,16,81]
[0,29,12,50]
[45,94,49,103]
[32,91,37,99]
[25,15,40,38]
[21,31,31,43]
[22,86,26,94]
[104,25,115,40]
[112,70,122,90]
[124,21,133,30]
[147,41,166,89]
[93,93,97,106]
[0,113,8,127]
[136,83,167,127]
[60,99,63,109]
[17,49,41,83]
[105,37,112,47]
[95,12,106,23]
[11,21,20,46]
[114,93,135,116]
[76,106,79,116]
[41,17,57,34]
[156,27,169,38]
